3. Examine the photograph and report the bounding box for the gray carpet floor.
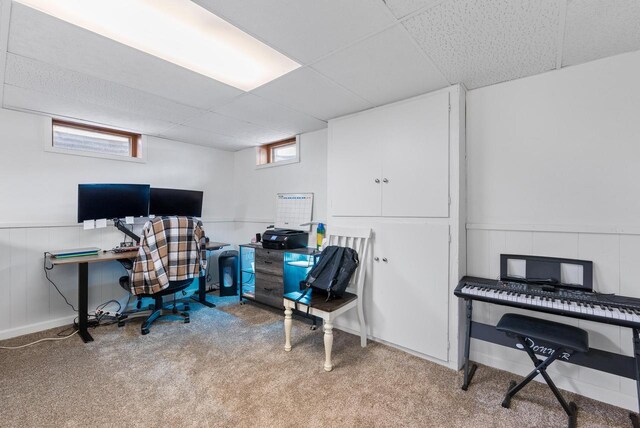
[0,295,632,427]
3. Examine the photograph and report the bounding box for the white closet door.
[328,110,383,217]
[381,92,450,217]
[369,222,450,361]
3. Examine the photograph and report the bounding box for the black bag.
[298,245,359,302]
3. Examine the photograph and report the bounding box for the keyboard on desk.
[112,246,139,254]
[455,277,640,328]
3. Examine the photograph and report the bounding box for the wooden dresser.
[239,244,318,309]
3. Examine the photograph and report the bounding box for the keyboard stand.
[632,329,640,427]
[462,298,477,390]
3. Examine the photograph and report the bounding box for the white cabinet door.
[381,92,450,217]
[329,110,383,217]
[369,222,450,361]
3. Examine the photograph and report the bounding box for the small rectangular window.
[256,137,297,166]
[52,120,141,158]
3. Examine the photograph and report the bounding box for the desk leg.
[191,273,216,308]
[630,329,640,427]
[462,298,477,391]
[77,263,93,343]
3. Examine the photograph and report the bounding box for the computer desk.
[47,241,228,343]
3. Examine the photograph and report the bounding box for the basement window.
[51,120,142,159]
[256,137,299,167]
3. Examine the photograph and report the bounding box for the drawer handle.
[263,261,273,265]
[264,287,274,292]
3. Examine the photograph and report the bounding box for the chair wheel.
[141,328,150,335]
[118,321,125,327]
[172,307,178,314]
[184,304,191,311]
[184,317,190,324]
[310,325,317,331]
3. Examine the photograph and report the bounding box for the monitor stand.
[114,218,140,244]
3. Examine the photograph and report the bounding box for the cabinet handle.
[383,178,389,183]
[382,258,388,263]
[374,178,380,183]
[374,257,379,262]
[263,261,272,264]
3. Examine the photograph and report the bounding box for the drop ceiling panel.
[5,53,203,125]
[192,0,395,64]
[213,94,326,135]
[251,67,372,121]
[157,125,252,151]
[563,0,640,67]
[3,84,175,135]
[384,0,445,19]
[182,111,292,144]
[8,3,243,110]
[403,0,562,89]
[312,25,449,106]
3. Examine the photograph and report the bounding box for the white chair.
[283,226,372,371]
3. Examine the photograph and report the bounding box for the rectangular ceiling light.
[15,0,300,91]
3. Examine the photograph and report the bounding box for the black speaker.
[218,250,238,297]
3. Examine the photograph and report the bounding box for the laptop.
[50,247,101,258]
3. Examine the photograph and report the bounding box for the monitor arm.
[113,218,141,244]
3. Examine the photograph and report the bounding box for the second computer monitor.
[149,188,203,217]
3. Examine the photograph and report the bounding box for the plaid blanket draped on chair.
[130,216,207,295]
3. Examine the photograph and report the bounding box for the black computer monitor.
[77,184,150,223]
[149,188,203,217]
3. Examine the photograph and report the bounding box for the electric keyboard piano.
[455,277,640,329]
[456,254,640,427]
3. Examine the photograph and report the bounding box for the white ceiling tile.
[403,0,562,89]
[3,84,175,134]
[157,125,252,151]
[384,0,444,19]
[212,94,326,135]
[192,0,395,64]
[563,0,640,67]
[312,25,449,106]
[5,53,203,125]
[182,111,292,144]
[8,3,244,110]
[251,67,372,121]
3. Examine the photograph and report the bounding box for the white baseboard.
[0,315,76,341]
[333,323,458,371]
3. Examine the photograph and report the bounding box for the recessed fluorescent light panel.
[16,0,300,91]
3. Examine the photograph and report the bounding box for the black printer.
[262,229,308,250]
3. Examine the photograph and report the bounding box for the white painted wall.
[466,50,640,410]
[0,107,236,339]
[232,128,328,246]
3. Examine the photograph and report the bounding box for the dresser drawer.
[254,248,284,275]
[255,272,284,308]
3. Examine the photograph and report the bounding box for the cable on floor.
[0,330,78,350]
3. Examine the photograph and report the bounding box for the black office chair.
[117,216,205,335]
[117,276,192,335]
[496,313,589,428]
